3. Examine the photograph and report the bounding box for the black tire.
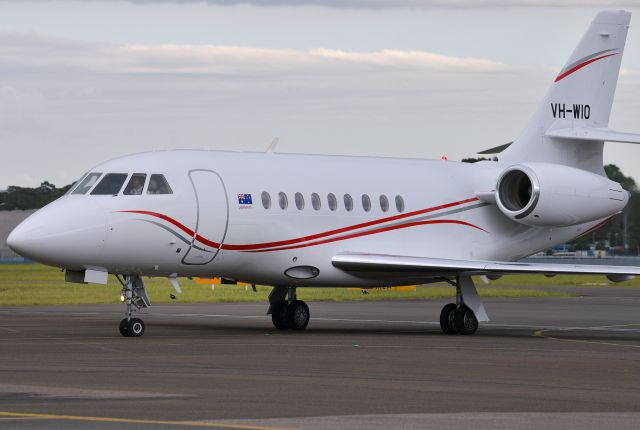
[128,318,145,337]
[119,318,130,337]
[454,305,478,335]
[439,303,458,335]
[286,300,310,331]
[271,300,289,330]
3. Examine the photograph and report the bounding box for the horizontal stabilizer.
[546,127,640,144]
[332,252,640,278]
[477,142,512,154]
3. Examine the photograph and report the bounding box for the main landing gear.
[268,286,310,331]
[439,275,489,335]
[116,274,151,337]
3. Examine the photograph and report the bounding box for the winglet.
[266,137,279,154]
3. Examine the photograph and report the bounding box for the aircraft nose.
[6,198,108,267]
[6,220,32,256]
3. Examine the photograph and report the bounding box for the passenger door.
[182,170,228,265]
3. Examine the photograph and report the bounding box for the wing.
[332,252,640,279]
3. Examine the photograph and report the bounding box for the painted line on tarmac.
[0,412,298,430]
[5,309,640,339]
[0,416,48,421]
[168,313,602,332]
[534,323,640,349]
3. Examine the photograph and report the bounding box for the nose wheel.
[116,274,150,337]
[119,317,145,337]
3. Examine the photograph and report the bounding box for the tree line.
[0,181,72,211]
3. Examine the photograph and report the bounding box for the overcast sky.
[1,0,640,189]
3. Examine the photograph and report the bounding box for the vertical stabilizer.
[500,10,631,173]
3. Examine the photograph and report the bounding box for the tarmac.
[1,285,640,429]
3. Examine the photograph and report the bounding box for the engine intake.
[495,163,627,227]
[497,167,539,215]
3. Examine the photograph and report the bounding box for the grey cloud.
[87,0,640,9]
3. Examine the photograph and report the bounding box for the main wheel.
[286,300,310,331]
[119,318,130,337]
[439,303,458,335]
[128,318,145,337]
[271,300,289,330]
[454,305,478,335]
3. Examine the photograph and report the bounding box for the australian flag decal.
[237,193,253,205]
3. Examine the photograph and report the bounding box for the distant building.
[0,210,36,261]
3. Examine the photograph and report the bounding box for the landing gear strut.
[439,275,488,335]
[117,275,150,337]
[268,286,310,331]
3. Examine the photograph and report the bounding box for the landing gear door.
[182,170,229,265]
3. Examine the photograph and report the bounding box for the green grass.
[0,263,618,307]
[486,273,640,288]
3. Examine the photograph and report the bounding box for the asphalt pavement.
[1,286,640,429]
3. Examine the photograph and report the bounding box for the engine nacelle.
[495,163,628,227]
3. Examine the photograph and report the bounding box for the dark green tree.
[574,237,590,251]
[0,182,72,210]
[461,157,489,163]
[605,164,636,191]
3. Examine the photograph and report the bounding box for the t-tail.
[499,10,640,175]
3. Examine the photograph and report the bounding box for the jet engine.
[494,163,628,227]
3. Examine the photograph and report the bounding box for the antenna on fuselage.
[266,137,279,154]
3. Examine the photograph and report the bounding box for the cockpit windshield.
[123,174,147,195]
[147,174,173,195]
[69,172,172,196]
[91,173,128,195]
[71,172,102,195]
[65,172,87,196]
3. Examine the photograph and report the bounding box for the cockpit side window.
[147,174,173,195]
[91,173,128,195]
[71,172,102,195]
[65,172,88,195]
[123,173,147,195]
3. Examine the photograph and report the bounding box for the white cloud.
[0,34,509,75]
[1,32,639,189]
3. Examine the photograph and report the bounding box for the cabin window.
[295,192,305,210]
[261,191,271,209]
[395,195,405,212]
[91,173,128,195]
[380,194,389,212]
[71,172,102,195]
[278,192,288,210]
[147,174,173,195]
[327,193,337,211]
[123,174,147,195]
[344,194,353,211]
[311,193,321,211]
[362,194,371,212]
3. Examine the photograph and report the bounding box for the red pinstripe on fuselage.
[117,196,487,253]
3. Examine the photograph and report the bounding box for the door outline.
[181,169,229,266]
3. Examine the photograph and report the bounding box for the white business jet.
[7,10,640,337]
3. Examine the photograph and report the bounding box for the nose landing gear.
[268,286,310,330]
[116,274,150,337]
